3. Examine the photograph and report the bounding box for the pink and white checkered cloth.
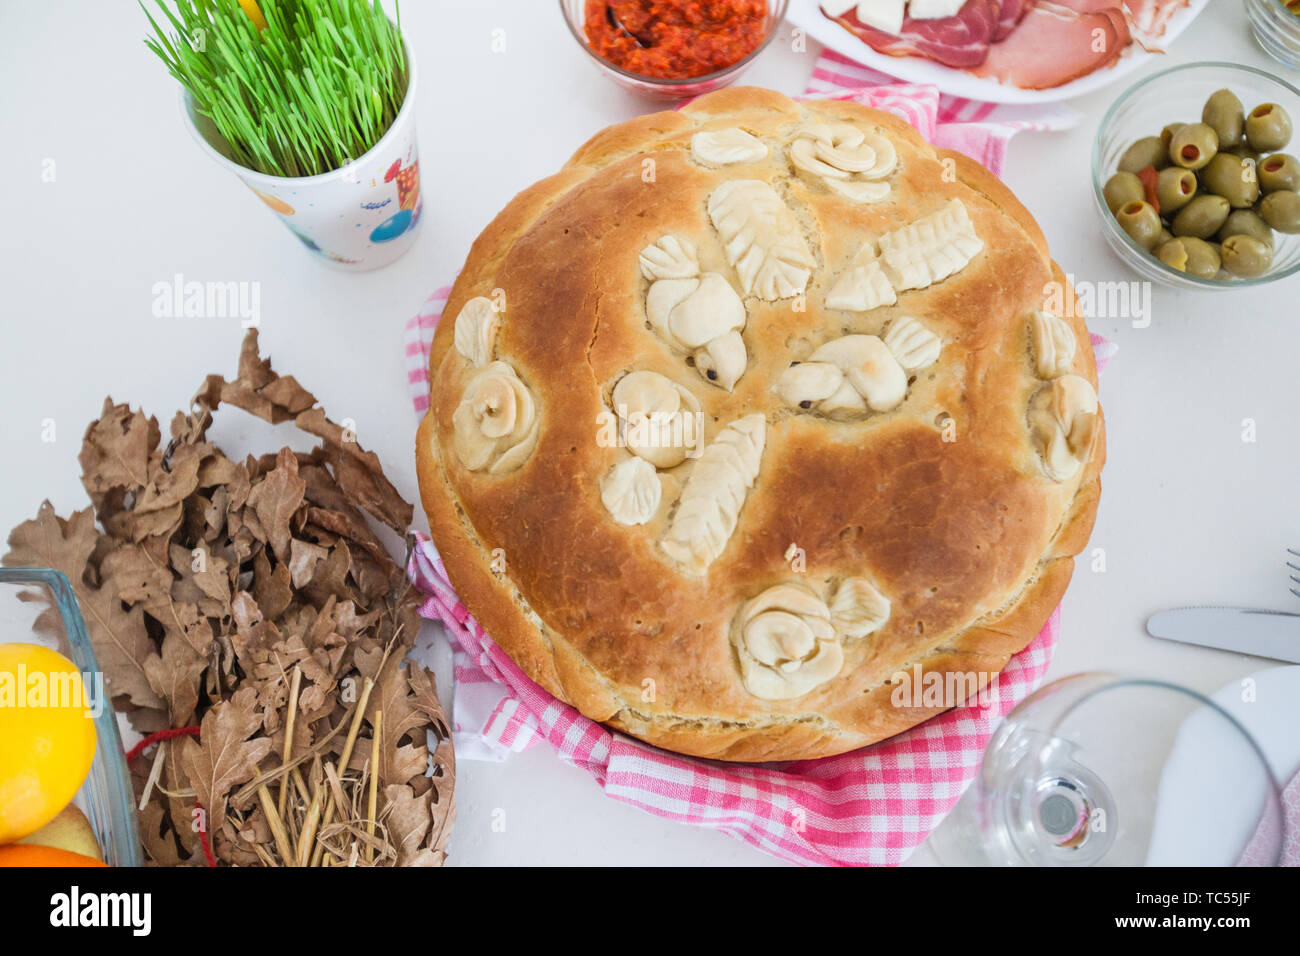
[402,50,1111,866]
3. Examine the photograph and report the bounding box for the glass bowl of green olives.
[1093,62,1300,290]
[1246,0,1300,70]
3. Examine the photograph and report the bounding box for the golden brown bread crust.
[415,88,1104,762]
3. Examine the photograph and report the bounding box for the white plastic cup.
[180,47,422,271]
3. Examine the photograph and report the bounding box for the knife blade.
[1146,607,1300,663]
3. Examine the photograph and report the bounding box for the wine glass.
[928,672,1284,866]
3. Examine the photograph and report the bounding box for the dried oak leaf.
[3,503,162,711]
[78,399,158,503]
[178,686,274,835]
[246,448,306,563]
[144,631,207,728]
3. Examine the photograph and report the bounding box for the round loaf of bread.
[415,87,1104,762]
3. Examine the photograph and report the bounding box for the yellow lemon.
[0,643,97,844]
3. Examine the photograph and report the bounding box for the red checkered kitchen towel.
[403,51,1113,866]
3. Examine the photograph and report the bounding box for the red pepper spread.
[584,1,769,80]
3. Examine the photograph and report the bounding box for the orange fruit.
[0,844,106,867]
[0,643,98,844]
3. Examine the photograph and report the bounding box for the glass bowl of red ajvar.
[561,0,788,101]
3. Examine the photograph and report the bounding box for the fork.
[1288,548,1300,600]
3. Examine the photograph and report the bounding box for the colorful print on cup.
[180,47,423,271]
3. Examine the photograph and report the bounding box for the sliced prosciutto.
[972,1,1131,89]
[992,0,1035,40]
[827,0,1002,70]
[1124,0,1190,41]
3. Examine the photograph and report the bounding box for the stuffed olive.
[1169,123,1218,171]
[1245,104,1293,154]
[1258,154,1300,194]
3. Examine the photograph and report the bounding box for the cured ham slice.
[1124,0,1190,40]
[828,0,1002,69]
[992,0,1035,40]
[972,1,1131,89]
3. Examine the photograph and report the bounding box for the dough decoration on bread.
[661,413,765,574]
[827,200,982,312]
[790,123,897,203]
[612,370,702,470]
[1029,374,1099,482]
[877,199,985,292]
[600,457,662,526]
[691,128,769,166]
[707,180,816,301]
[453,296,500,368]
[776,325,938,418]
[733,583,842,700]
[452,361,540,474]
[1029,310,1077,380]
[641,235,749,391]
[828,577,891,640]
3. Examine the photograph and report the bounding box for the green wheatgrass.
[143,0,406,177]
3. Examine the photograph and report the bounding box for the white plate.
[789,0,1211,104]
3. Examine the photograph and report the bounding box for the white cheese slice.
[820,0,859,16]
[854,0,906,35]
[908,0,967,19]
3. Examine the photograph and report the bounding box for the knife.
[1146,607,1300,664]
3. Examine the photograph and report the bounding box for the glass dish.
[1091,61,1300,291]
[558,0,789,101]
[1247,0,1300,69]
[928,673,1283,866]
[0,568,141,866]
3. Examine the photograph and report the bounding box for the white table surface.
[2,0,1297,867]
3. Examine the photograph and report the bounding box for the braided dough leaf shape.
[829,577,891,640]
[878,199,984,292]
[734,583,843,700]
[1030,310,1077,380]
[691,128,769,166]
[452,296,499,368]
[883,316,942,371]
[661,413,766,574]
[1029,374,1098,482]
[600,457,662,526]
[640,235,700,281]
[707,180,815,301]
[826,255,897,312]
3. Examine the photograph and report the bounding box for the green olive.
[1259,189,1300,233]
[1181,237,1223,279]
[1161,123,1185,152]
[1258,153,1300,193]
[1115,200,1163,251]
[1220,235,1274,277]
[1218,209,1274,247]
[1245,103,1293,153]
[1155,166,1198,214]
[1199,153,1260,208]
[1119,136,1169,174]
[1103,171,1146,212]
[1156,238,1189,271]
[1203,89,1246,149]
[1171,194,1231,238]
[1157,226,1174,248]
[1169,122,1219,171]
[1157,237,1221,278]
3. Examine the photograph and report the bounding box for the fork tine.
[1290,548,1300,558]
